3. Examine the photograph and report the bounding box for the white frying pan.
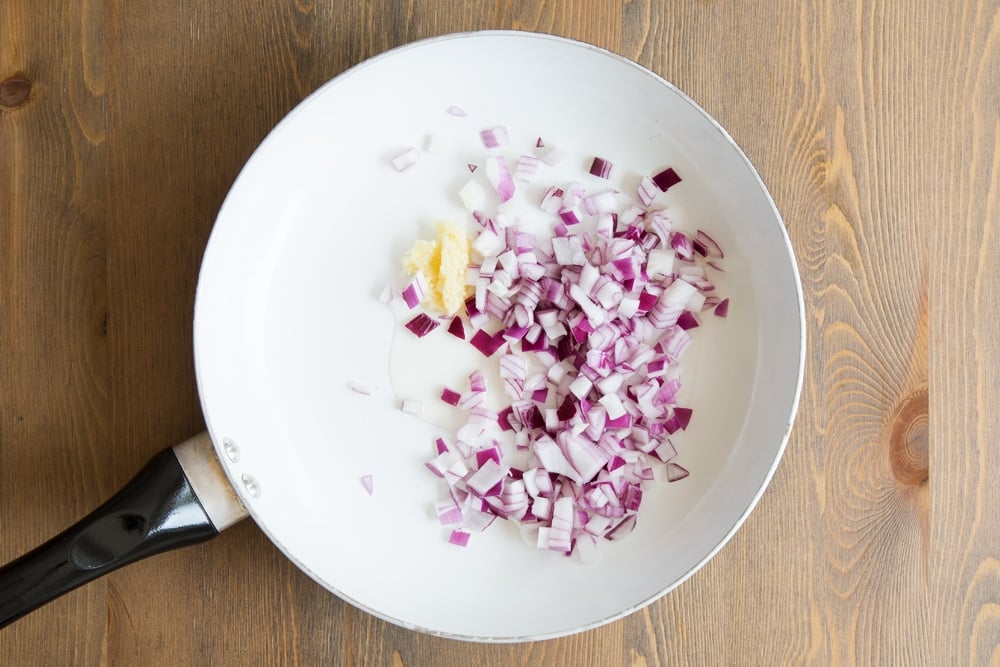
[0,31,805,641]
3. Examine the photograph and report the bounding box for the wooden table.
[2,1,998,664]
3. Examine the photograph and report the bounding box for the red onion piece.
[665,462,690,482]
[652,167,682,191]
[437,503,464,525]
[469,329,507,357]
[446,317,466,339]
[360,474,374,495]
[467,459,507,497]
[480,126,509,148]
[589,157,612,179]
[637,176,658,207]
[401,272,428,310]
[676,311,700,330]
[449,530,471,547]
[486,156,516,202]
[673,407,693,430]
[404,313,440,338]
[440,387,461,406]
[515,155,540,182]
[399,134,731,558]
[671,232,694,260]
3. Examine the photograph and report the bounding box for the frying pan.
[0,31,805,641]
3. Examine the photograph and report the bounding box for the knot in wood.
[888,387,928,487]
[0,76,31,108]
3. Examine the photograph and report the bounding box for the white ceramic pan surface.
[193,31,804,640]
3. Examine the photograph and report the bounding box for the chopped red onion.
[449,530,471,547]
[446,105,468,117]
[605,514,637,540]
[360,474,374,495]
[558,206,582,226]
[446,317,466,339]
[401,272,428,310]
[589,157,612,179]
[652,439,677,463]
[645,248,674,280]
[475,445,502,467]
[400,399,423,416]
[436,503,464,525]
[459,179,488,211]
[673,407,693,430]
[540,186,563,214]
[652,167,682,191]
[469,370,487,393]
[348,381,373,396]
[514,155,540,182]
[637,176,658,207]
[665,462,690,482]
[671,232,694,260]
[466,459,507,497]
[391,147,421,171]
[398,133,729,558]
[468,330,505,357]
[404,313,440,337]
[676,311,700,330]
[480,126,509,148]
[440,387,461,406]
[486,156,516,202]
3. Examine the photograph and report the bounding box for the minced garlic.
[402,220,470,316]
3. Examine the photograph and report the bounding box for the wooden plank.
[0,1,111,665]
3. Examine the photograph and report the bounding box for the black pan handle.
[0,434,246,629]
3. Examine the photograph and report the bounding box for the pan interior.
[194,32,804,641]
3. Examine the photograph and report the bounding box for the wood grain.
[2,0,998,665]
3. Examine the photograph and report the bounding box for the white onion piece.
[486,156,516,202]
[459,179,488,211]
[348,381,373,396]
[400,399,423,415]
[391,147,421,171]
[514,154,540,182]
